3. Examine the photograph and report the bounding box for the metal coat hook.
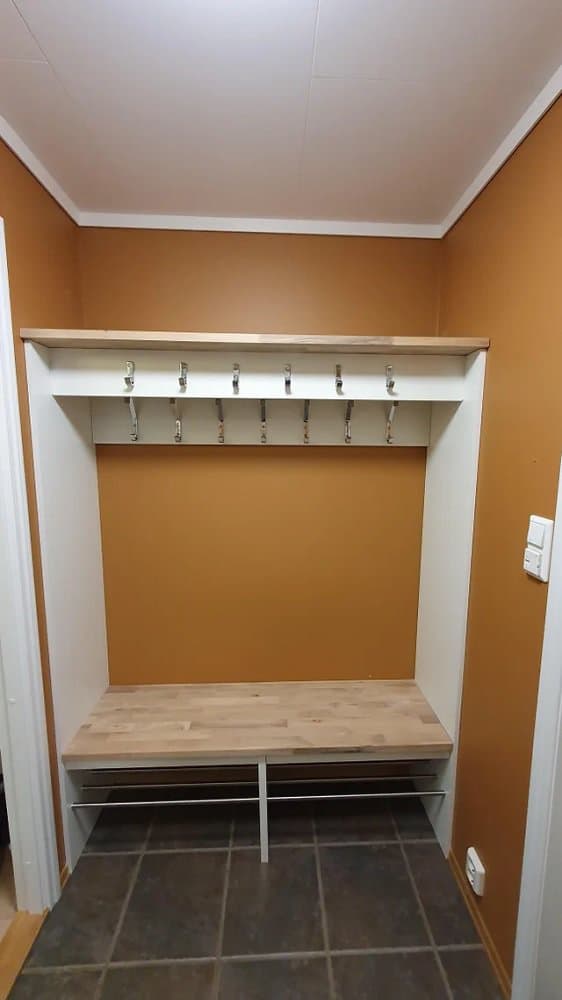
[124,361,135,390]
[385,365,396,394]
[233,363,240,394]
[170,398,182,443]
[124,397,138,441]
[303,399,310,445]
[345,400,354,444]
[260,399,267,444]
[178,362,188,390]
[386,400,399,444]
[335,364,343,394]
[216,399,225,444]
[284,364,292,394]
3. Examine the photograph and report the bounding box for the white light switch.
[524,515,554,582]
[527,520,545,548]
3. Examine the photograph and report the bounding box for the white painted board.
[49,349,467,401]
[25,343,110,869]
[414,351,486,852]
[91,397,430,446]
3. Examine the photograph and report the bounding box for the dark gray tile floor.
[12,794,503,999]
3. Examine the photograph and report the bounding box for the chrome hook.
[385,400,399,444]
[216,399,225,444]
[170,398,182,443]
[260,399,267,444]
[345,400,354,444]
[178,362,188,390]
[335,364,343,395]
[124,396,138,441]
[284,364,292,394]
[233,363,240,394]
[124,361,135,390]
[303,399,310,445]
[385,365,396,394]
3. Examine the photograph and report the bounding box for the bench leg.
[258,758,269,863]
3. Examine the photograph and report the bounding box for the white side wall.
[25,343,109,868]
[415,350,486,852]
[0,223,59,910]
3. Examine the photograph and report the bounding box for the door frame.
[512,454,562,999]
[0,217,59,912]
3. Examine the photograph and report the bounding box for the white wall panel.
[414,351,487,851]
[25,344,109,868]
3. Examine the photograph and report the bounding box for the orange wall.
[440,97,562,980]
[79,229,441,686]
[0,139,81,872]
[78,228,441,335]
[98,446,426,684]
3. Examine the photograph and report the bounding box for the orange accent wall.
[98,446,426,685]
[440,96,562,980]
[0,138,81,872]
[80,230,441,687]
[78,229,441,335]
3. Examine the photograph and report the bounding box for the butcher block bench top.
[63,679,453,768]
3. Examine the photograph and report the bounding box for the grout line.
[211,814,234,1000]
[312,815,336,1000]
[392,811,453,1000]
[436,943,485,953]
[23,942,486,976]
[93,811,154,999]
[22,965,106,975]
[84,835,437,858]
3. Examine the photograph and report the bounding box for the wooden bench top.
[63,680,452,768]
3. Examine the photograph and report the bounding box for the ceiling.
[0,0,561,233]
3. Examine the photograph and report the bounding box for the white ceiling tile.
[0,0,45,60]
[75,84,308,215]
[15,0,318,108]
[299,74,533,222]
[315,0,562,87]
[0,59,114,200]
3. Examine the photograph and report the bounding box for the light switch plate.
[524,515,554,582]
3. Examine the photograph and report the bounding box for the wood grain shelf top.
[21,329,489,356]
[63,679,453,767]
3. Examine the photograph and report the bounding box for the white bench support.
[258,758,269,863]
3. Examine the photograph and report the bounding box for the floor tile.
[102,961,215,998]
[405,843,479,945]
[219,957,329,999]
[440,948,503,999]
[233,801,314,847]
[149,803,232,849]
[26,855,137,967]
[320,844,428,950]
[391,798,436,840]
[113,851,227,960]
[85,806,153,853]
[314,798,395,843]
[332,952,448,999]
[10,971,101,999]
[222,848,323,955]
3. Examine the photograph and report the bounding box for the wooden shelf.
[63,679,453,768]
[21,329,489,356]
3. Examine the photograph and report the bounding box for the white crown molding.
[76,211,442,238]
[1,64,561,238]
[441,64,562,235]
[0,115,79,223]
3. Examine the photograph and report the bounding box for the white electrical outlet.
[466,847,486,896]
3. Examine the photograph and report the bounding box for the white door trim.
[512,455,562,1000]
[0,217,59,912]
